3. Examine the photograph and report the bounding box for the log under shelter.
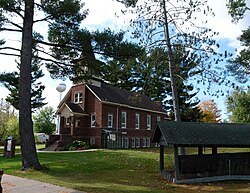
[152,121,250,184]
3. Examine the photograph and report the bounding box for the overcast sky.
[0,0,249,119]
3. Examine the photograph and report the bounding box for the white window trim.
[90,138,95,145]
[65,117,70,125]
[143,138,146,148]
[123,138,128,148]
[147,115,151,130]
[74,93,83,103]
[131,138,135,148]
[91,114,96,127]
[135,113,140,129]
[75,118,80,127]
[122,111,127,128]
[108,114,113,128]
[157,116,161,122]
[146,138,151,147]
[136,138,140,148]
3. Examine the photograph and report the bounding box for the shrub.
[58,140,94,151]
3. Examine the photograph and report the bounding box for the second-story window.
[135,113,140,129]
[122,111,126,128]
[147,115,151,130]
[74,93,83,103]
[91,114,96,127]
[157,116,161,122]
[108,114,113,128]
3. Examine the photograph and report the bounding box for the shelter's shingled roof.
[87,83,166,113]
[152,121,250,147]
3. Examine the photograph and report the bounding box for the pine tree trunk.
[162,0,185,155]
[19,0,41,170]
[162,0,181,122]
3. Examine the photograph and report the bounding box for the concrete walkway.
[2,174,86,193]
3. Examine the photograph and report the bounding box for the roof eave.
[102,100,168,115]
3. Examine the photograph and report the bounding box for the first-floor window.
[91,114,96,127]
[143,138,146,147]
[131,138,135,148]
[146,138,151,147]
[122,138,129,148]
[90,138,95,145]
[136,138,140,148]
[108,114,113,128]
[65,117,71,125]
[75,118,81,127]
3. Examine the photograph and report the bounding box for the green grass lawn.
[1,148,250,193]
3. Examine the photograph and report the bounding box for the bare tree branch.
[0,47,21,52]
[0,52,20,57]
[0,28,22,32]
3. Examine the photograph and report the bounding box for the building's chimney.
[154,101,162,108]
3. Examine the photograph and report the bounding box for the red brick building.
[53,80,168,148]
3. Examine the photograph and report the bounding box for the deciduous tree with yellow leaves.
[198,100,221,123]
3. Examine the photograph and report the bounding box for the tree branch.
[9,21,23,30]
[0,47,21,52]
[0,28,22,32]
[0,52,20,57]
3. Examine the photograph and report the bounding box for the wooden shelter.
[152,121,250,184]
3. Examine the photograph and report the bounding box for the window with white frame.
[122,138,128,148]
[135,113,140,129]
[146,138,151,147]
[65,117,71,125]
[74,93,83,103]
[90,138,95,145]
[143,138,146,147]
[122,111,126,128]
[108,114,113,128]
[131,138,135,148]
[75,118,81,127]
[157,116,161,122]
[91,114,96,127]
[147,115,151,130]
[136,138,140,148]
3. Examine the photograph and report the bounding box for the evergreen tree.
[226,0,250,82]
[0,49,46,110]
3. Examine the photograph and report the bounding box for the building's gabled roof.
[152,121,250,147]
[87,83,166,114]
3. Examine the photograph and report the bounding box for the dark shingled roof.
[66,103,88,114]
[152,121,250,147]
[87,83,166,113]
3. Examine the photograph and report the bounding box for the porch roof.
[152,121,250,147]
[58,103,89,117]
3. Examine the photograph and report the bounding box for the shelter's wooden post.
[160,145,164,171]
[198,146,203,155]
[212,147,217,154]
[174,145,180,181]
